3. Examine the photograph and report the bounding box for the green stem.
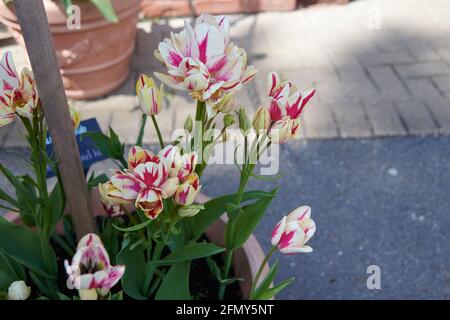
[218,166,254,299]
[142,206,180,296]
[249,245,277,298]
[143,240,164,296]
[194,100,207,176]
[136,114,148,147]
[150,114,165,149]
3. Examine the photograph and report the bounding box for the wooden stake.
[13,0,95,239]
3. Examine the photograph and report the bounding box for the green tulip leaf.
[148,243,225,266]
[155,261,191,300]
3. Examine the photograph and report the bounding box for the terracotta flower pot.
[4,188,269,299]
[140,0,297,18]
[0,0,140,100]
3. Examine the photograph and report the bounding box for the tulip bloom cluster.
[154,14,256,104]
[99,145,201,219]
[253,72,315,143]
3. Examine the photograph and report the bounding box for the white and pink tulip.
[154,14,256,103]
[12,68,39,119]
[271,206,316,254]
[127,146,159,170]
[266,72,315,143]
[132,159,178,219]
[0,51,19,127]
[65,234,125,300]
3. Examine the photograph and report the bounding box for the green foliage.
[155,262,191,300]
[147,243,225,266]
[0,251,25,291]
[83,127,126,166]
[190,190,277,241]
[116,235,147,300]
[225,188,278,250]
[0,216,57,279]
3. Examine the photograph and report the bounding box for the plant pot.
[299,0,349,6]
[140,0,297,18]
[0,0,140,100]
[4,188,269,299]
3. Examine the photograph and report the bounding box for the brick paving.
[1,0,450,147]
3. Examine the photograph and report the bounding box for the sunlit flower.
[0,51,19,98]
[174,173,201,206]
[154,14,256,103]
[7,281,31,300]
[266,72,315,143]
[65,234,125,300]
[132,160,178,219]
[0,51,19,127]
[12,68,39,118]
[136,74,163,116]
[99,184,124,218]
[127,146,158,170]
[271,206,316,254]
[0,101,15,128]
[100,172,141,205]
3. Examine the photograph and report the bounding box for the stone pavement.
[2,0,450,146]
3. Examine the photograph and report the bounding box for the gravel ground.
[200,136,450,299]
[1,135,449,299]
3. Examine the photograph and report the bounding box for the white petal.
[287,206,311,223]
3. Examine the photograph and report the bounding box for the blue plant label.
[46,118,107,177]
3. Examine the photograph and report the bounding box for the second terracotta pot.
[0,0,140,100]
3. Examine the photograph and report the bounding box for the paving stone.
[405,78,442,98]
[406,42,441,62]
[432,76,450,93]
[367,66,410,99]
[282,67,340,86]
[302,100,339,139]
[395,62,450,78]
[362,99,407,136]
[424,97,450,132]
[358,51,415,67]
[394,99,438,134]
[330,98,372,138]
[0,121,27,148]
[435,47,450,63]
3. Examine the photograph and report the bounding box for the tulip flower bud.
[174,173,201,206]
[223,114,236,127]
[136,74,163,116]
[184,115,193,133]
[178,204,204,218]
[7,281,31,300]
[69,105,80,130]
[215,93,235,114]
[253,106,270,132]
[238,107,251,134]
